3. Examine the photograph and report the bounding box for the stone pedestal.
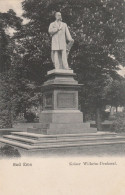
[28,69,97,134]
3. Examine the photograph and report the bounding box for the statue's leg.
[51,51,54,63]
[52,51,60,69]
[58,50,63,69]
[62,49,69,69]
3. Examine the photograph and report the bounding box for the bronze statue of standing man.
[48,12,74,70]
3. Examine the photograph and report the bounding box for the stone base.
[39,110,83,124]
[47,69,74,75]
[27,122,97,135]
[26,110,97,135]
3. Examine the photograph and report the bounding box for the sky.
[0,0,23,17]
[0,0,125,76]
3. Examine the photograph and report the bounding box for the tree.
[0,10,22,127]
[104,77,125,111]
[0,9,22,72]
[19,0,125,130]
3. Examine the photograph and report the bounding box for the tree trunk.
[23,106,27,120]
[8,106,13,128]
[10,110,13,128]
[39,95,43,113]
[96,108,102,131]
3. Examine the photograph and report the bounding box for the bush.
[0,110,12,128]
[111,111,125,132]
[24,112,36,122]
[0,145,21,158]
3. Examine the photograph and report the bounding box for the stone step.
[11,131,117,140]
[11,132,58,140]
[32,140,125,151]
[3,135,61,145]
[3,135,38,145]
[33,136,125,146]
[55,132,117,139]
[0,137,125,151]
[3,134,125,147]
[27,128,47,135]
[0,138,32,150]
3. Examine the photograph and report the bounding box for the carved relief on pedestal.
[43,93,53,109]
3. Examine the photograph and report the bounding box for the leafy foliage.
[24,111,36,122]
[0,145,21,158]
[0,10,23,127]
[111,111,125,132]
[104,78,125,108]
[0,10,22,72]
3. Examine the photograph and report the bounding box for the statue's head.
[55,12,62,21]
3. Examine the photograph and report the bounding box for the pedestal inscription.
[57,93,75,108]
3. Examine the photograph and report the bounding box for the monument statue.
[48,12,74,70]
